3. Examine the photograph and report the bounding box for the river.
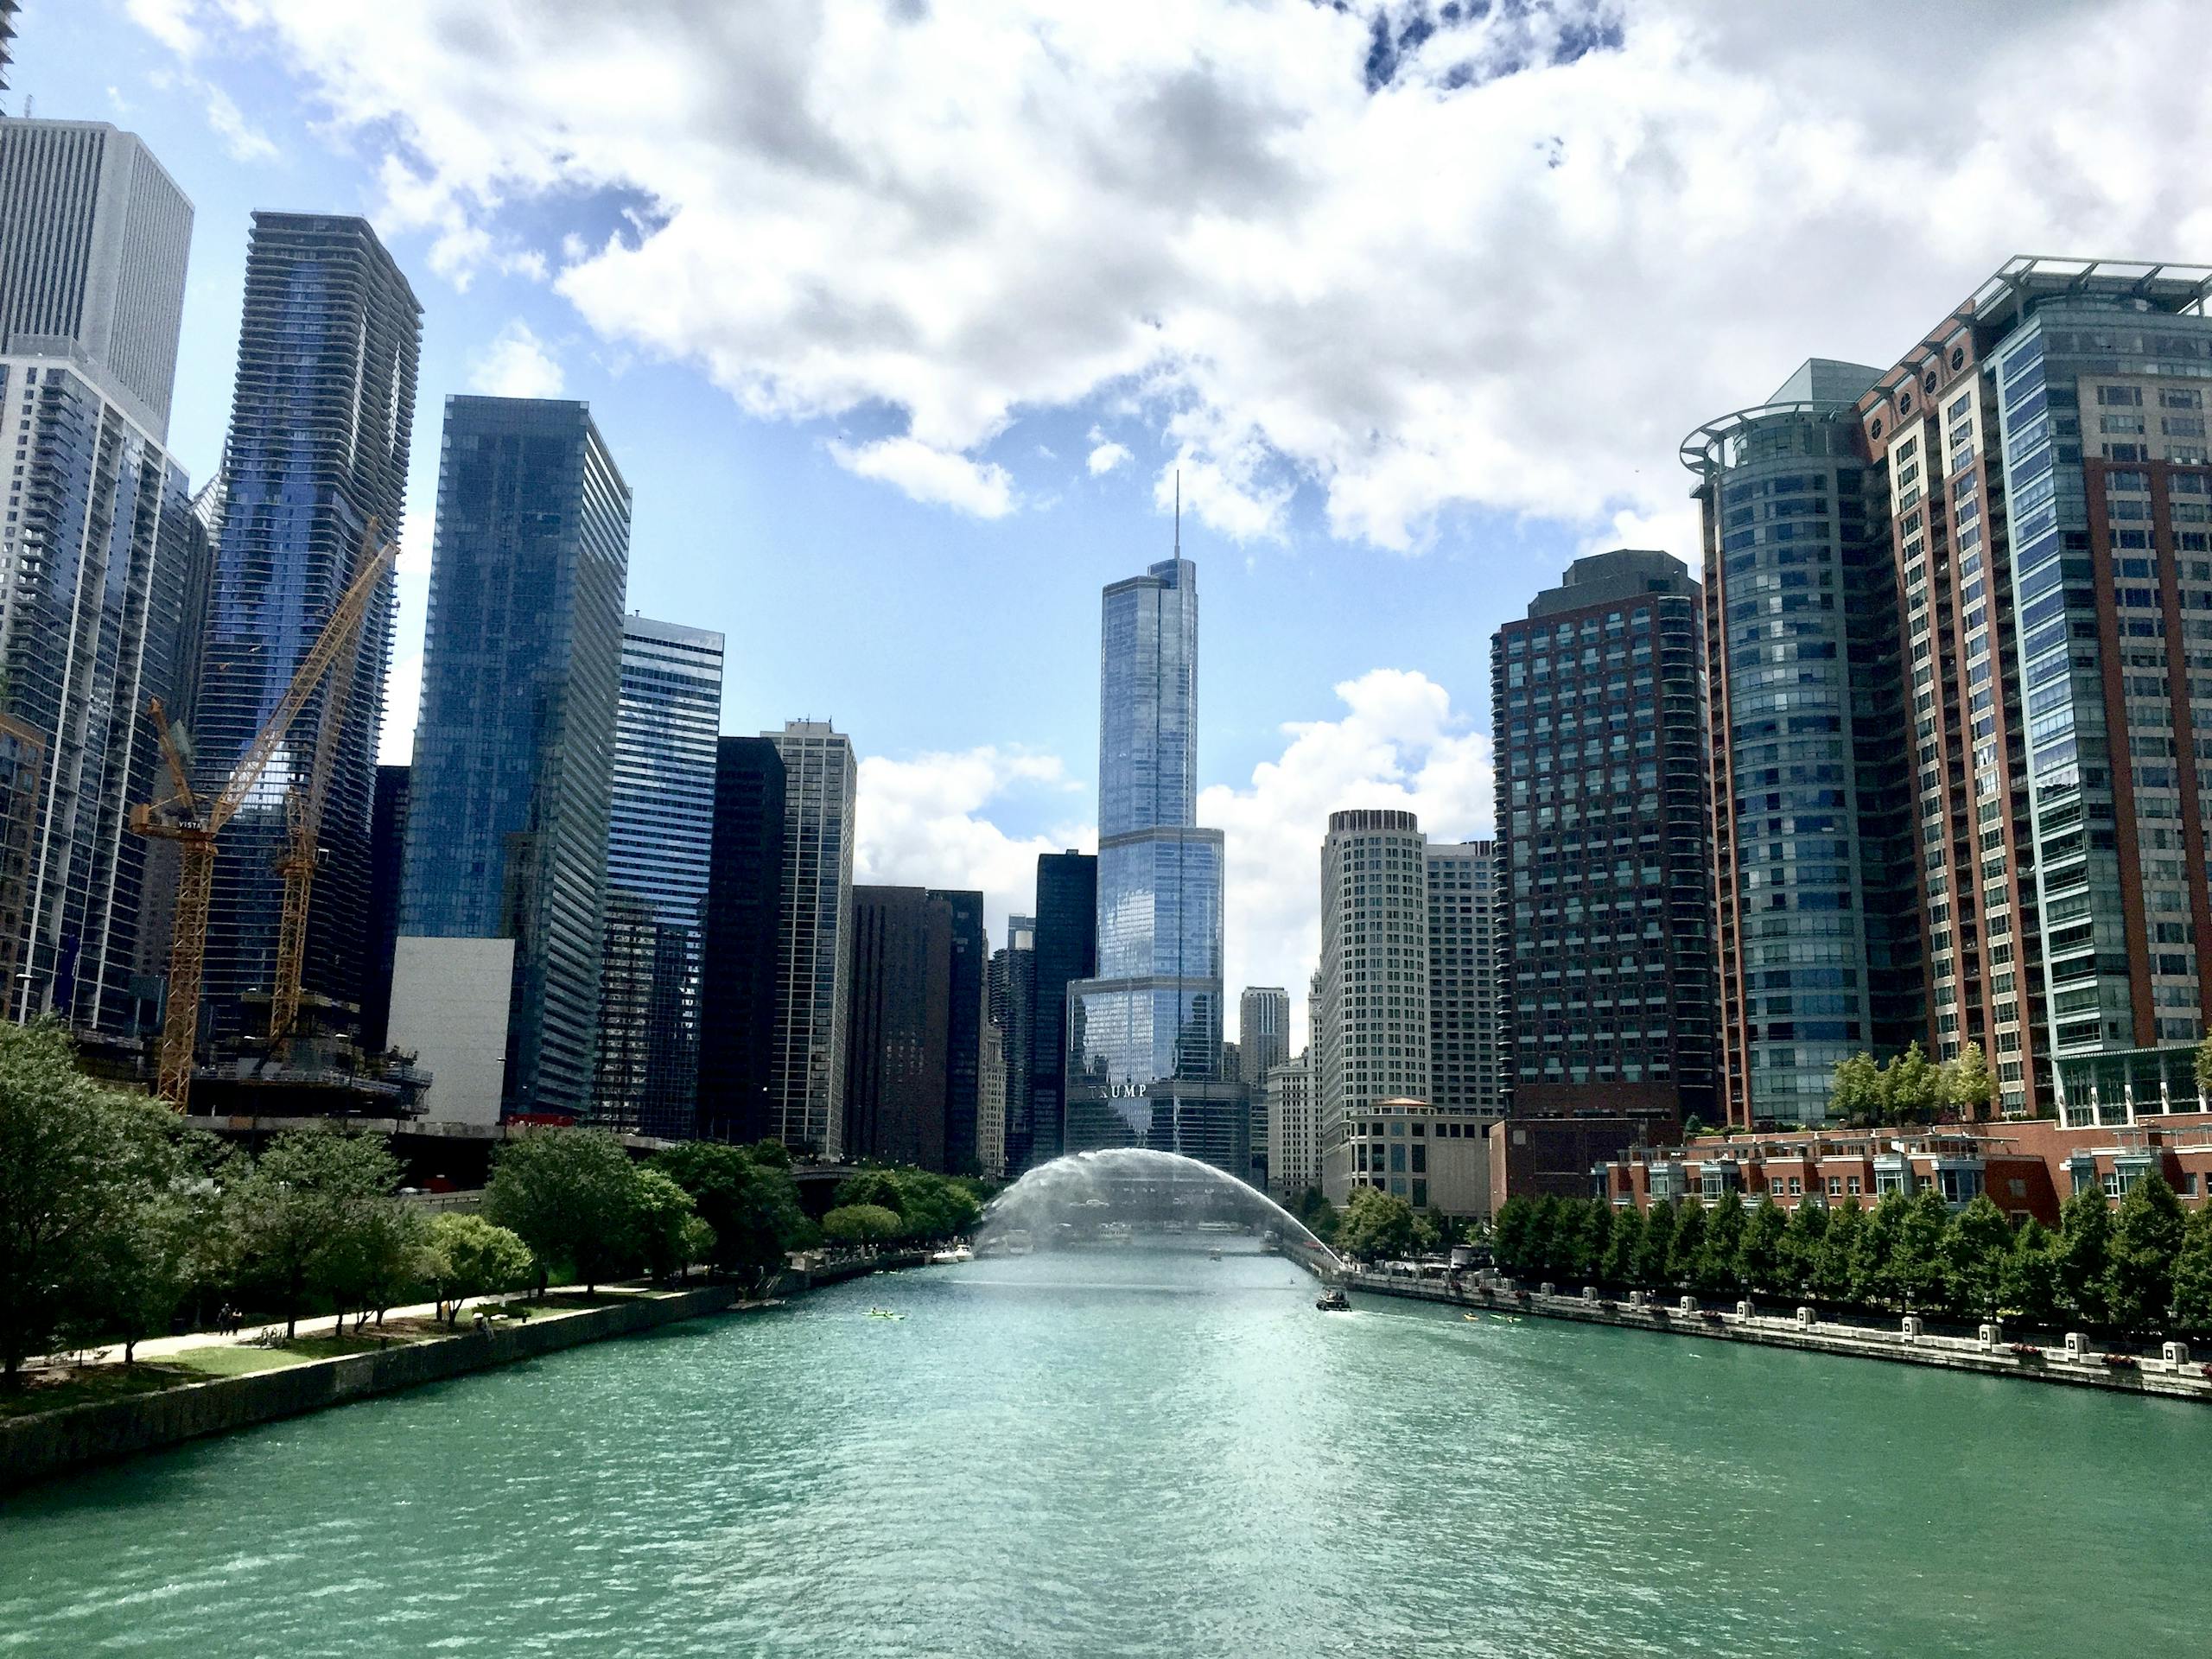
[2,1243,2206,1656]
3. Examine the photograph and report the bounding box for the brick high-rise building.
[843,885,953,1169]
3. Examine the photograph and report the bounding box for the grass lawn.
[1,1362,200,1419]
[171,1333,429,1377]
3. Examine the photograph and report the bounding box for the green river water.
[2,1244,2207,1657]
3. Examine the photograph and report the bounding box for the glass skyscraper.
[593,615,723,1137]
[1066,556,1241,1173]
[398,397,630,1118]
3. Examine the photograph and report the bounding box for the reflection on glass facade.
[1686,361,1923,1126]
[592,615,723,1138]
[400,397,630,1118]
[1066,556,1241,1173]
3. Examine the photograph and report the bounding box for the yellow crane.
[131,522,397,1107]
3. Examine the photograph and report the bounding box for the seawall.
[1341,1272,2212,1403]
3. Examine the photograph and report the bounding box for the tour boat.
[1315,1287,1351,1312]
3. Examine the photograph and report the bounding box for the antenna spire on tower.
[1174,467,1181,556]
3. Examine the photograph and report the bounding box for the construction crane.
[132,522,397,1107]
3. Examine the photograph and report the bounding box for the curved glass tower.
[1065,556,1241,1171]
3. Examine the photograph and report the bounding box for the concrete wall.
[389,935,514,1125]
[2,1286,733,1494]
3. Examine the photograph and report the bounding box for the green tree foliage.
[2167,1205,2212,1333]
[232,1128,404,1338]
[0,1023,188,1382]
[655,1141,814,1288]
[2000,1218,2061,1329]
[1336,1187,1417,1262]
[1812,1200,1862,1303]
[1736,1197,1788,1296]
[2055,1185,2113,1327]
[1942,1193,2014,1320]
[1291,1186,1338,1245]
[633,1167,708,1283]
[1698,1193,1745,1294]
[2106,1173,2186,1337]
[1777,1198,1828,1299]
[1601,1204,1643,1286]
[1666,1199,1707,1289]
[1491,1196,1536,1277]
[1571,1201,1612,1285]
[832,1170,906,1216]
[1892,1188,1952,1314]
[322,1197,429,1334]
[1851,1192,1908,1309]
[423,1214,534,1324]
[483,1128,642,1297]
[1942,1041,1998,1121]
[1883,1043,1942,1125]
[821,1204,905,1246]
[1829,1052,1884,1127]
[1633,1199,1675,1286]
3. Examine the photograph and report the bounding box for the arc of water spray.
[979,1147,1345,1270]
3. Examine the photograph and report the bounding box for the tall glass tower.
[1066,556,1242,1173]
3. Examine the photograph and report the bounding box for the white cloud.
[133,2,2212,546]
[855,747,1091,946]
[828,436,1015,518]
[1198,669,1493,1050]
[1086,427,1131,474]
[200,83,279,162]
[466,319,565,399]
[378,651,423,765]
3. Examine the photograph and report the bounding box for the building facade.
[843,884,952,1169]
[1238,986,1290,1084]
[1324,1096,1492,1218]
[1685,365,1923,1126]
[766,720,857,1158]
[1065,556,1240,1173]
[1264,1051,1318,1202]
[396,397,629,1119]
[359,763,409,1054]
[593,615,723,1136]
[0,121,205,1035]
[1029,849,1096,1170]
[1492,550,1719,1122]
[933,887,987,1175]
[198,213,420,1037]
[1424,840,1507,1118]
[1316,808,1432,1168]
[988,915,1036,1169]
[697,735,785,1143]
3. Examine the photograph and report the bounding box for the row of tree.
[1490,1179,2212,1338]
[819,1168,985,1248]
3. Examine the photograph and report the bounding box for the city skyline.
[22,3,2209,1046]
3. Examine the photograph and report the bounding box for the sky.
[21,0,2212,1048]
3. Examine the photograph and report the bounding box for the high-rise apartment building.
[1028,849,1096,1170]
[1315,810,1432,1185]
[932,887,987,1174]
[359,764,409,1054]
[199,213,420,1037]
[843,885,952,1168]
[978,1013,1007,1180]
[1066,556,1242,1174]
[594,615,722,1135]
[1237,986,1290,1084]
[766,720,857,1158]
[697,736,785,1143]
[1686,367,1923,1126]
[1265,1051,1318,1202]
[396,397,629,1120]
[1491,550,1718,1123]
[1425,840,1508,1117]
[988,914,1036,1168]
[0,121,203,1033]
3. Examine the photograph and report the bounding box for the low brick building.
[1487,1110,1679,1212]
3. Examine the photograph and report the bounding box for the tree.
[232,1128,404,1338]
[1632,1200,1675,1287]
[423,1215,534,1325]
[2001,1219,2062,1330]
[1602,1205,1643,1287]
[1491,1197,1536,1277]
[2167,1205,2212,1334]
[1736,1196,1788,1297]
[2055,1185,2113,1328]
[1666,1200,1707,1289]
[2196,1034,2212,1110]
[1942,1193,2014,1321]
[1698,1194,1746,1294]
[2105,1173,2186,1338]
[1777,1198,1829,1298]
[484,1128,643,1297]
[1883,1043,1942,1125]
[1829,1052,1884,1127]
[1892,1188,1952,1314]
[1292,1186,1338,1246]
[1525,1196,1564,1279]
[832,1170,906,1217]
[1811,1200,1862,1304]
[1571,1201,1613,1285]
[656,1141,814,1288]
[1942,1042,1998,1122]
[1851,1191,1909,1309]
[0,1022,186,1383]
[1337,1187,1416,1262]
[821,1204,903,1246]
[633,1167,705,1283]
[324,1198,430,1333]
[747,1138,794,1170]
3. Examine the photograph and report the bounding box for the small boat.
[1315,1287,1351,1313]
[867,1307,905,1320]
[1461,1312,1484,1324]
[1492,1314,1522,1324]
[1209,1249,1223,1262]
[928,1246,975,1265]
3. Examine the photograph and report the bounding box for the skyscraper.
[1491,550,1718,1123]
[0,120,203,1033]
[198,213,420,1037]
[359,763,409,1054]
[1315,809,1433,1143]
[843,885,953,1168]
[932,887,987,1174]
[766,720,857,1158]
[594,615,723,1135]
[1027,850,1095,1170]
[988,913,1037,1169]
[1237,987,1290,1084]
[1425,840,1508,1118]
[395,397,629,1120]
[697,736,785,1143]
[1265,1051,1318,1201]
[1066,555,1241,1174]
[1686,363,1923,1128]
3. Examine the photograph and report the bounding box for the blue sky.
[33,0,2206,1039]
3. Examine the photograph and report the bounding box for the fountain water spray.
[979,1147,1344,1270]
